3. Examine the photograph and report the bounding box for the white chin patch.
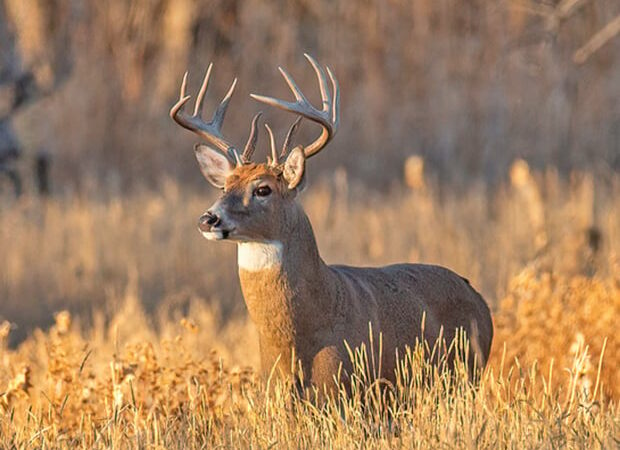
[238,241,283,271]
[201,230,224,241]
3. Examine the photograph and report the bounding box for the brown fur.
[224,164,284,194]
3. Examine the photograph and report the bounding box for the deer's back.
[328,263,493,377]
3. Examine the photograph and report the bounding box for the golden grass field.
[0,160,618,448]
[2,0,620,447]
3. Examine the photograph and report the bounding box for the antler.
[259,117,304,167]
[264,124,279,166]
[170,64,261,166]
[250,54,339,159]
[281,116,302,158]
[241,112,262,163]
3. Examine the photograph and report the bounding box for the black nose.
[199,211,220,230]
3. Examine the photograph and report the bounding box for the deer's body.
[237,203,492,386]
[170,54,493,390]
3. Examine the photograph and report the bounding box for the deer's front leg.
[310,345,347,396]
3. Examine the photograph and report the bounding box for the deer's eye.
[254,185,272,197]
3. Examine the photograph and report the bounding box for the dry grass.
[494,267,619,399]
[3,1,620,447]
[0,292,618,448]
[1,160,619,448]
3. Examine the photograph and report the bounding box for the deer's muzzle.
[198,209,233,240]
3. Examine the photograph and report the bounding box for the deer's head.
[170,55,339,243]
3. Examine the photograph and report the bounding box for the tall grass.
[0,300,617,448]
[0,159,618,447]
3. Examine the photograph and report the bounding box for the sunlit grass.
[0,301,617,448]
[0,161,618,448]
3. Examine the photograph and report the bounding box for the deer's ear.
[194,144,234,188]
[283,146,306,190]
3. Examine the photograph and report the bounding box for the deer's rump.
[328,263,493,378]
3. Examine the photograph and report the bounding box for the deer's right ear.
[194,144,234,188]
[283,146,306,190]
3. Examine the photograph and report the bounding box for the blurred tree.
[0,1,24,195]
[4,0,620,190]
[0,0,72,196]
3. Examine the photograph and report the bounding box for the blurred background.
[0,0,618,388]
[1,0,619,190]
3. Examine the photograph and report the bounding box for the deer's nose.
[198,211,220,231]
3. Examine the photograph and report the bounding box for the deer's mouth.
[200,228,234,241]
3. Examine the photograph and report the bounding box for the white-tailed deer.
[170,54,493,390]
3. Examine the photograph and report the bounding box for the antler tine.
[242,112,262,163]
[169,65,238,161]
[326,65,340,130]
[193,63,213,116]
[264,124,278,166]
[281,116,303,158]
[278,66,307,103]
[305,54,331,111]
[212,78,238,132]
[169,72,191,117]
[250,54,339,159]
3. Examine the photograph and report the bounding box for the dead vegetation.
[0,279,618,448]
[1,159,619,448]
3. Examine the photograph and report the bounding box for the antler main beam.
[250,54,340,159]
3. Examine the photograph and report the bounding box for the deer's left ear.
[194,144,234,189]
[283,146,306,190]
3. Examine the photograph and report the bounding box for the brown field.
[1,161,619,448]
[2,0,620,447]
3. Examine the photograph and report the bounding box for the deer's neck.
[238,240,285,272]
[237,205,335,371]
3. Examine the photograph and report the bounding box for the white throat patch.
[238,241,284,271]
